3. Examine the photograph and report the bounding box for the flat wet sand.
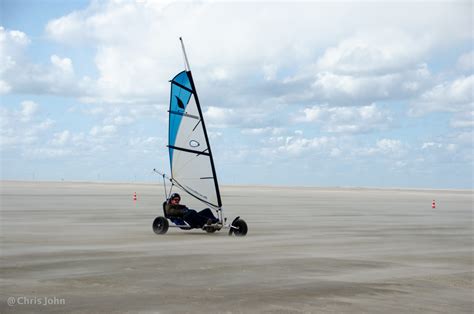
[1,181,472,313]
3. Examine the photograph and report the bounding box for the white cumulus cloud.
[316,30,430,75]
[297,103,393,133]
[457,50,473,72]
[51,55,74,74]
[90,125,117,137]
[450,111,474,128]
[409,75,474,116]
[356,139,405,157]
[51,130,71,146]
[19,100,39,121]
[0,101,54,148]
[39,1,471,106]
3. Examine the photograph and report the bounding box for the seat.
[162,201,187,226]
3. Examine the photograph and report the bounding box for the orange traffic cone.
[432,200,436,209]
[133,192,137,201]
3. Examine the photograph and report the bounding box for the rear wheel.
[230,218,248,237]
[153,216,169,235]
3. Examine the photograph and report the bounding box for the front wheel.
[229,218,248,237]
[153,216,169,235]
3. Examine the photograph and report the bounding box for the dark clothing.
[165,202,217,228]
[164,203,188,217]
[183,208,218,228]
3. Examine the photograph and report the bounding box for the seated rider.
[165,193,219,228]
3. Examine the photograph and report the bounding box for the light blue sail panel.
[169,71,192,163]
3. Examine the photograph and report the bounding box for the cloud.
[275,136,332,156]
[2,1,469,110]
[277,58,432,106]
[419,138,463,162]
[2,1,473,186]
[0,27,30,60]
[0,26,80,96]
[240,127,284,136]
[251,133,407,165]
[44,2,171,102]
[90,125,117,137]
[421,142,442,150]
[254,134,338,160]
[24,147,72,159]
[409,75,473,116]
[204,106,235,128]
[454,131,474,147]
[19,100,39,121]
[0,27,30,94]
[35,118,55,131]
[450,111,474,129]
[0,101,54,148]
[356,139,406,157]
[316,30,431,76]
[128,136,162,154]
[204,105,281,129]
[50,55,74,74]
[296,103,393,133]
[51,130,71,146]
[38,1,471,106]
[0,80,11,94]
[103,114,135,126]
[299,59,432,105]
[457,50,473,72]
[45,10,86,45]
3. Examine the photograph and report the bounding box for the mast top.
[179,37,191,72]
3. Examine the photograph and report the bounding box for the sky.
[0,0,473,189]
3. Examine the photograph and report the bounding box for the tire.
[230,218,248,237]
[152,216,169,235]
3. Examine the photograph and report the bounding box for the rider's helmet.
[169,193,181,201]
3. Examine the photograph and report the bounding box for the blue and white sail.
[168,65,222,209]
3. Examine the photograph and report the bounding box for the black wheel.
[230,218,247,237]
[153,216,169,235]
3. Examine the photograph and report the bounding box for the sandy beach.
[0,181,472,313]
